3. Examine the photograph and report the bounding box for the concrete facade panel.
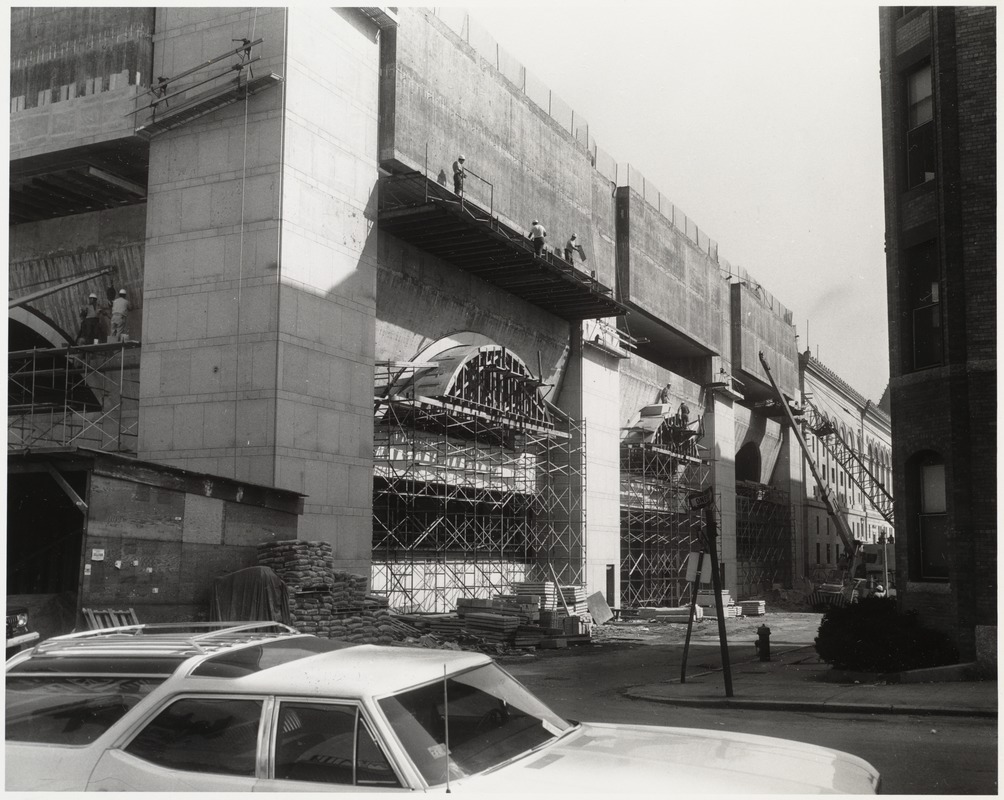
[383,10,604,274]
[616,189,725,354]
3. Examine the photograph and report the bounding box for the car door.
[86,694,265,791]
[254,698,406,792]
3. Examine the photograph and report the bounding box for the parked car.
[5,605,39,659]
[5,622,880,793]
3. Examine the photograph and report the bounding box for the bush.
[814,597,959,673]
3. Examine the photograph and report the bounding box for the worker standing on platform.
[530,219,547,256]
[452,154,466,195]
[564,233,585,264]
[111,289,130,342]
[77,293,100,344]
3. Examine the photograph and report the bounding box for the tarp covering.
[209,566,291,624]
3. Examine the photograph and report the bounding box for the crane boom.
[757,352,857,557]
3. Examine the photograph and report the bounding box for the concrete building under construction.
[8,7,888,630]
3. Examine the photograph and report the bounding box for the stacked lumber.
[464,612,520,643]
[560,586,590,616]
[740,600,766,616]
[637,606,703,623]
[512,581,558,611]
[456,597,494,617]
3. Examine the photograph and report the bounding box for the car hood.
[457,722,880,794]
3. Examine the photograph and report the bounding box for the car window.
[378,663,570,785]
[5,676,165,745]
[124,696,263,776]
[191,637,350,678]
[273,701,400,788]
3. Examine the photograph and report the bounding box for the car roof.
[226,644,493,698]
[9,622,494,697]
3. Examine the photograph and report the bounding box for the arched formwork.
[371,346,585,613]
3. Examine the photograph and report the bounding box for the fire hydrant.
[755,624,771,662]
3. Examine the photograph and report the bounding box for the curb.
[622,645,998,718]
[620,691,999,718]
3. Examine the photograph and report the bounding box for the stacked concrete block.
[257,540,399,644]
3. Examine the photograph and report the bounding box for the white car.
[5,622,880,793]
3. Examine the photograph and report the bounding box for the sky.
[465,1,891,402]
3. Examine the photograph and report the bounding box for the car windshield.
[378,663,571,786]
[6,675,165,745]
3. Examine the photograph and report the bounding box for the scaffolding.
[8,342,141,453]
[619,412,712,608]
[801,399,895,525]
[734,480,794,599]
[372,353,585,613]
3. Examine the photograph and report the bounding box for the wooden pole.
[703,503,733,697]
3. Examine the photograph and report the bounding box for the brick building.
[878,7,996,665]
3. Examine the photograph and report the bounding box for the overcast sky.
[467,1,890,402]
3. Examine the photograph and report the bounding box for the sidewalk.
[624,642,998,718]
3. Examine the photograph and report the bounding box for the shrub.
[814,597,959,673]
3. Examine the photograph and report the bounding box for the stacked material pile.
[512,581,559,611]
[740,600,767,616]
[560,586,590,616]
[696,589,741,618]
[456,597,494,617]
[256,540,400,644]
[463,612,520,644]
[637,606,704,623]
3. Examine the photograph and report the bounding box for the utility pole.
[688,487,733,697]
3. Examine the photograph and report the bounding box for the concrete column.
[579,338,622,605]
[704,391,738,593]
[138,7,380,574]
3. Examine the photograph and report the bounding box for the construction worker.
[111,289,130,342]
[77,293,100,344]
[452,154,466,195]
[564,233,585,263]
[530,219,547,256]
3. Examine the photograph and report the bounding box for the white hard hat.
[118,289,127,295]
[532,219,539,225]
[458,154,466,161]
[88,293,97,299]
[570,233,577,239]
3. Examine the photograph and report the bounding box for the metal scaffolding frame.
[619,435,712,608]
[8,342,141,453]
[372,358,585,613]
[734,480,793,599]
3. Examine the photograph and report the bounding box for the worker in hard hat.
[564,233,585,264]
[111,289,130,342]
[452,154,466,195]
[77,293,100,344]
[530,219,547,256]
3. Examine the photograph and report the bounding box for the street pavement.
[590,613,997,719]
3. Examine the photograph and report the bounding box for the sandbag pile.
[256,540,402,644]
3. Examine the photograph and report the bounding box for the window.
[273,701,399,787]
[905,240,942,370]
[918,459,949,578]
[816,542,821,564]
[906,62,935,187]
[125,697,263,777]
[826,544,832,564]
[6,676,164,745]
